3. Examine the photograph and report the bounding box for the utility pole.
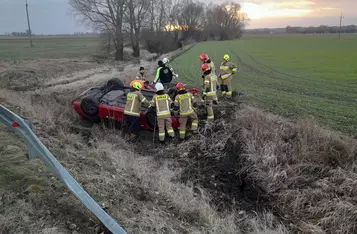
[339,12,344,38]
[25,0,34,47]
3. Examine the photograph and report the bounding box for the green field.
[0,36,102,60]
[172,34,357,135]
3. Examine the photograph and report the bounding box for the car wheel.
[80,96,100,117]
[107,78,124,92]
[145,108,157,130]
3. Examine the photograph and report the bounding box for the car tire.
[145,108,157,130]
[107,78,124,92]
[80,96,100,118]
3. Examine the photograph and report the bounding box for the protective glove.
[175,74,179,78]
[216,85,220,91]
[201,75,205,79]
[193,102,198,108]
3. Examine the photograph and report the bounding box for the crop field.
[172,34,357,135]
[0,36,102,60]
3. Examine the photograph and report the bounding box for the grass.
[172,34,357,135]
[0,36,103,60]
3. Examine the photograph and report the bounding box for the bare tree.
[205,2,247,40]
[180,0,205,30]
[69,0,126,61]
[124,0,150,57]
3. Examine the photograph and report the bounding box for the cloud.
[241,0,357,19]
[241,1,316,19]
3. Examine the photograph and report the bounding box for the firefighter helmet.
[199,54,209,62]
[132,81,143,90]
[162,57,170,64]
[201,63,211,73]
[223,54,230,61]
[176,82,185,91]
[155,82,164,91]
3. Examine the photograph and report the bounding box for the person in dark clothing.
[153,60,173,90]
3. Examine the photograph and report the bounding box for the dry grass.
[238,106,357,233]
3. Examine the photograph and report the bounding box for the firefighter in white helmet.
[219,54,238,98]
[149,82,175,144]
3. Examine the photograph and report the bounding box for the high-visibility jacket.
[203,74,218,100]
[154,66,173,83]
[174,91,195,116]
[124,90,149,117]
[150,94,172,118]
[130,80,145,88]
[220,61,237,80]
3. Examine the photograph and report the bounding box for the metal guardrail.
[0,105,127,234]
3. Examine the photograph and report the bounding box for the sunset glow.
[242,1,315,19]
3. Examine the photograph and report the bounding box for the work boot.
[160,141,167,145]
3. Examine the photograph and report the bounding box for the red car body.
[72,84,200,131]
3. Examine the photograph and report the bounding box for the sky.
[0,0,357,34]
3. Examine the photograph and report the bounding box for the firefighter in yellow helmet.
[201,63,218,120]
[173,82,199,140]
[219,54,238,98]
[123,81,150,142]
[149,82,175,143]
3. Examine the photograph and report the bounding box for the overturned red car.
[72,78,201,131]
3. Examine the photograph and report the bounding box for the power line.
[25,0,34,47]
[339,12,344,38]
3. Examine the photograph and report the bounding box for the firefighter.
[163,57,179,78]
[219,54,238,98]
[173,82,199,140]
[153,60,174,90]
[200,54,219,103]
[199,54,216,75]
[123,81,150,142]
[150,82,175,143]
[136,66,146,80]
[201,63,218,120]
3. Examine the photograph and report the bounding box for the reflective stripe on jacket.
[220,61,237,79]
[124,91,148,117]
[154,66,173,83]
[204,74,218,100]
[174,92,194,116]
[151,94,172,118]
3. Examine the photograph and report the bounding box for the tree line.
[286,25,357,34]
[69,0,248,60]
